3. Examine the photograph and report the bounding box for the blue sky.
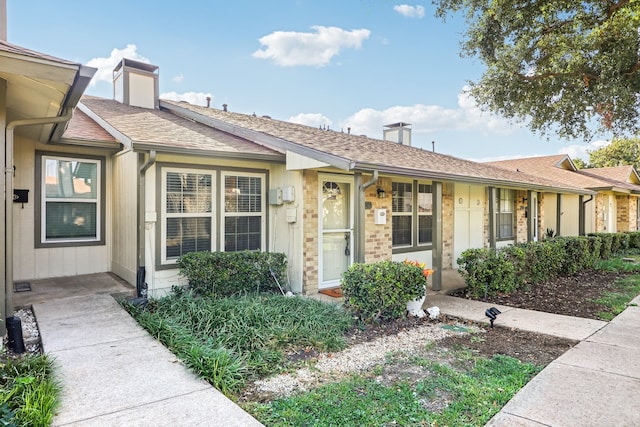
[7,0,610,161]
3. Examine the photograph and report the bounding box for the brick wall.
[616,195,630,232]
[595,193,605,232]
[631,197,638,232]
[364,176,393,262]
[302,170,319,294]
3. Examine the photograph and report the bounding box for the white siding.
[111,151,138,285]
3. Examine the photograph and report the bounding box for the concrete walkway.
[429,293,640,427]
[27,276,262,426]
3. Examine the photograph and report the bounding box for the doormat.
[319,288,343,298]
[14,281,31,292]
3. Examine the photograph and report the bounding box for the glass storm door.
[319,177,353,289]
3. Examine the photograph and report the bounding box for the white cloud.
[341,87,519,139]
[289,113,333,128]
[172,73,184,84]
[252,26,371,67]
[393,4,426,18]
[86,44,150,85]
[558,139,611,162]
[160,91,213,107]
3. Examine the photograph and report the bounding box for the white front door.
[453,184,485,268]
[319,176,354,289]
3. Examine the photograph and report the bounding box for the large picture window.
[38,154,103,245]
[495,189,514,239]
[223,173,265,251]
[392,181,433,249]
[160,168,266,265]
[162,169,214,263]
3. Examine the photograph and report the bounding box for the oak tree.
[434,0,640,141]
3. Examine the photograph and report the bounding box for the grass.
[245,352,541,426]
[0,354,60,427]
[592,275,640,321]
[122,290,354,395]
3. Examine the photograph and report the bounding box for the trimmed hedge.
[176,250,287,296]
[341,260,427,322]
[458,232,640,298]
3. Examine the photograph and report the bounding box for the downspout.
[580,195,594,236]
[137,150,156,297]
[4,109,73,331]
[355,170,378,263]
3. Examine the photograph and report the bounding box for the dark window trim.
[391,179,434,254]
[35,151,106,248]
[495,188,515,240]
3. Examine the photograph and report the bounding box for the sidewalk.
[429,293,640,427]
[32,289,262,426]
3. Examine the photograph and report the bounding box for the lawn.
[123,290,545,426]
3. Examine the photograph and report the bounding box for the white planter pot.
[406,293,426,318]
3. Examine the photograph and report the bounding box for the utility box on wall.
[374,208,387,225]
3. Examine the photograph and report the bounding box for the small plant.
[545,228,556,238]
[0,354,60,426]
[457,248,520,298]
[341,260,427,322]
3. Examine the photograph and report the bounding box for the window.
[392,181,433,248]
[39,154,103,245]
[495,189,514,239]
[392,182,412,246]
[418,184,433,244]
[162,169,214,263]
[223,173,265,251]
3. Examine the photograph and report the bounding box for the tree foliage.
[588,138,640,168]
[434,0,640,141]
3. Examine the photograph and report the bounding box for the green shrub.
[457,248,520,298]
[511,240,564,284]
[586,235,602,261]
[628,232,640,249]
[341,261,427,322]
[176,250,287,296]
[591,233,614,259]
[558,236,592,274]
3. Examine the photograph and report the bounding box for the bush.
[457,248,520,298]
[177,251,287,296]
[628,232,640,250]
[341,261,427,322]
[559,236,593,274]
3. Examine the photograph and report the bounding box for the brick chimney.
[113,58,159,109]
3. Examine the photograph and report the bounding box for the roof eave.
[49,65,97,143]
[131,141,286,163]
[353,162,594,195]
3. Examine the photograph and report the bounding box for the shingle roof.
[487,155,640,194]
[582,165,640,185]
[79,96,283,160]
[62,109,118,144]
[0,40,79,66]
[161,100,591,194]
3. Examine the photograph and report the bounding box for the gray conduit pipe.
[4,109,73,329]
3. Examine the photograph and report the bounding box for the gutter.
[3,108,73,333]
[137,150,156,297]
[580,195,594,235]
